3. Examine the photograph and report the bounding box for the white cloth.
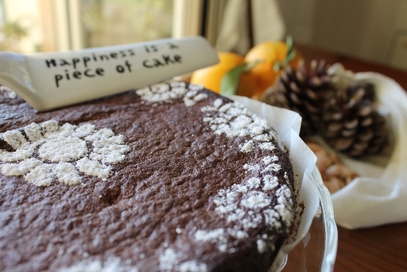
[328,64,407,229]
[215,0,286,55]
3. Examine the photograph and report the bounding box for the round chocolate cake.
[0,82,296,272]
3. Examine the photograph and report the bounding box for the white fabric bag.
[328,64,407,229]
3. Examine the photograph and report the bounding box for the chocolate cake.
[0,82,296,272]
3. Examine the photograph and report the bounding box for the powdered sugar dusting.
[159,248,207,272]
[179,260,207,272]
[0,121,130,186]
[203,163,294,252]
[195,97,295,255]
[159,248,178,271]
[136,82,206,107]
[199,168,294,253]
[213,156,294,231]
[0,85,17,99]
[202,100,278,153]
[58,257,138,272]
[194,228,249,253]
[257,239,267,253]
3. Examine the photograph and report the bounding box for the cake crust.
[0,82,296,272]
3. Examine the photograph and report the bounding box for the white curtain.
[215,0,286,55]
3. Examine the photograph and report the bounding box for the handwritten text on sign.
[44,42,181,88]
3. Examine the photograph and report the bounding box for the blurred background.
[0,0,406,71]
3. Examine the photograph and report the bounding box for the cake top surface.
[0,82,296,272]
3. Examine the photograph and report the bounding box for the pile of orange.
[189,52,256,98]
[190,39,302,98]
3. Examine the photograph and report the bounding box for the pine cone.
[260,60,336,137]
[322,82,388,157]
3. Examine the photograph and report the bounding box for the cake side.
[0,82,296,272]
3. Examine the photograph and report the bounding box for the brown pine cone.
[322,82,388,157]
[260,59,336,137]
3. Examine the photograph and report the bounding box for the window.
[80,0,174,48]
[0,0,207,53]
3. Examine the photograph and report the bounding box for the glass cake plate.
[280,167,338,271]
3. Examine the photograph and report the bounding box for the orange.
[190,52,256,97]
[236,71,256,98]
[244,41,302,97]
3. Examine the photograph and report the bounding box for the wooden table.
[293,44,407,271]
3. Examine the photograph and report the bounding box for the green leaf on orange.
[220,63,246,96]
[273,35,296,71]
[220,59,263,96]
